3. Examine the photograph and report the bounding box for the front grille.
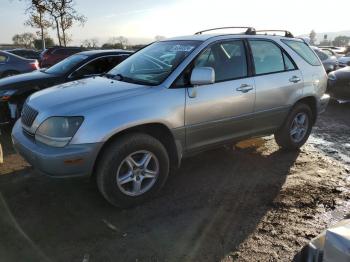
[21,103,38,127]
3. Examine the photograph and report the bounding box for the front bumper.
[12,121,103,177]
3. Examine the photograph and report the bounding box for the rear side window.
[282,39,321,66]
[283,53,296,70]
[249,40,285,75]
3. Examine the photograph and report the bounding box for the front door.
[183,40,256,151]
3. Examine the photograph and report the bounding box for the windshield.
[45,54,87,74]
[108,40,201,85]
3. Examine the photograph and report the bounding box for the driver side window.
[174,40,248,87]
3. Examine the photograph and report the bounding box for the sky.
[1,0,350,45]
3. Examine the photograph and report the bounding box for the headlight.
[328,73,337,81]
[0,90,16,101]
[35,116,84,147]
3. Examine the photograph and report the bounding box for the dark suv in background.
[0,49,132,124]
[40,47,85,68]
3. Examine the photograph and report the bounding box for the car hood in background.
[332,66,350,79]
[0,70,60,90]
[27,76,153,115]
[338,56,350,64]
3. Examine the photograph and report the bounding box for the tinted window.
[74,56,124,76]
[282,39,321,66]
[195,40,248,82]
[249,40,285,75]
[45,54,87,74]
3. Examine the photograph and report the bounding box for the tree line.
[16,0,86,49]
[309,30,350,47]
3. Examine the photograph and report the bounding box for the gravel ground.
[0,102,349,262]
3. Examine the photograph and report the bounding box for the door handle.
[289,76,301,83]
[236,84,253,93]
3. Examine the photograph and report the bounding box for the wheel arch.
[293,96,317,124]
[92,123,182,178]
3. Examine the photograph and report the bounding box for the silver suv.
[12,28,330,207]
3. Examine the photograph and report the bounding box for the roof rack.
[255,30,294,38]
[195,27,256,35]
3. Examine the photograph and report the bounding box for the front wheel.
[274,103,313,150]
[96,133,170,208]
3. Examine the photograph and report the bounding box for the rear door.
[248,39,303,133]
[183,39,256,151]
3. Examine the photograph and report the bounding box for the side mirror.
[190,67,215,86]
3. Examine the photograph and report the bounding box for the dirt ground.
[0,102,349,262]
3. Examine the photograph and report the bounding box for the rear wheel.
[96,133,170,208]
[274,103,313,150]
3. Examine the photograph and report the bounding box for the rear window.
[281,39,321,66]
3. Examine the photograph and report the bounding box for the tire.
[274,103,313,150]
[2,71,19,78]
[96,133,170,208]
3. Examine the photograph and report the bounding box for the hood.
[0,70,59,90]
[27,76,153,115]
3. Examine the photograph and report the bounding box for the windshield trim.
[108,40,203,86]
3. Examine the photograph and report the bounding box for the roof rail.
[195,27,256,35]
[255,30,294,38]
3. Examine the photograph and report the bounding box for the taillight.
[30,60,39,70]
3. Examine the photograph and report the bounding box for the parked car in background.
[328,67,350,102]
[0,51,39,79]
[338,54,350,67]
[6,49,41,61]
[319,48,343,59]
[312,47,338,73]
[12,28,329,207]
[0,50,132,124]
[40,46,85,68]
[319,46,347,55]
